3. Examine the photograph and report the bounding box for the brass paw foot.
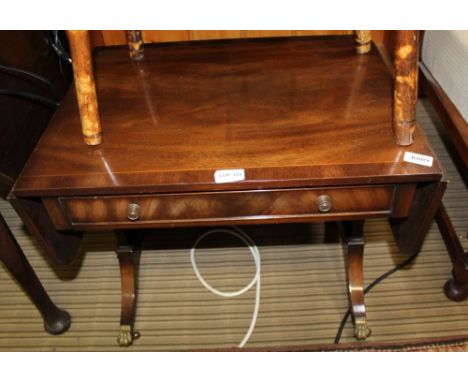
[354,322,372,340]
[117,325,140,347]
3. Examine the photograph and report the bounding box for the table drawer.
[43,185,414,230]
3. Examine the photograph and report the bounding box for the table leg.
[342,220,371,340]
[393,30,419,146]
[125,30,144,61]
[67,30,102,146]
[115,230,144,346]
[0,213,71,334]
[435,204,468,301]
[355,30,372,54]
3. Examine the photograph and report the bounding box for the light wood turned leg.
[115,231,144,346]
[435,204,468,301]
[355,30,372,54]
[393,30,419,146]
[67,30,102,146]
[342,220,371,340]
[125,30,144,61]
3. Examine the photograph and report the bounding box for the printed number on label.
[214,169,245,183]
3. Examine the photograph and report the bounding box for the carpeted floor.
[0,99,467,351]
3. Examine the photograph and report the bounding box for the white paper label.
[214,169,245,183]
[403,151,433,167]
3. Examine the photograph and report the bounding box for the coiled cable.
[190,226,261,348]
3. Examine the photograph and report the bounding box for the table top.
[13,35,442,197]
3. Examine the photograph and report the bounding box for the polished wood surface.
[91,30,355,46]
[90,31,393,49]
[14,36,442,197]
[43,184,416,230]
[67,31,102,145]
[393,31,419,146]
[129,30,370,58]
[10,34,446,345]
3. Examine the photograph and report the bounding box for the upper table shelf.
[13,35,442,197]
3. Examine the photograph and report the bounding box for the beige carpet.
[0,99,467,351]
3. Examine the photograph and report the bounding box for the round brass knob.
[127,203,141,221]
[317,195,332,213]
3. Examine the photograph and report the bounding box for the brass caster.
[117,325,140,347]
[354,322,372,341]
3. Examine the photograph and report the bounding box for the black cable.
[47,31,73,84]
[334,252,419,344]
[0,63,61,100]
[0,89,59,109]
[50,30,72,64]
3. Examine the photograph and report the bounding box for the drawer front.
[44,185,412,230]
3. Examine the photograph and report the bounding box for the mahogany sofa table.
[9,35,445,346]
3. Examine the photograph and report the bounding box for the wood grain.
[42,185,407,230]
[13,35,442,197]
[90,30,357,46]
[88,30,397,48]
[0,99,462,351]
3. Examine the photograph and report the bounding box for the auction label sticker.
[403,151,433,167]
[214,169,245,183]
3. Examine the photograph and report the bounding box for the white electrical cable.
[190,226,261,348]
